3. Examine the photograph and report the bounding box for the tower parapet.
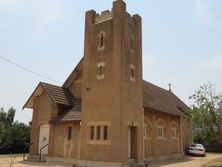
[95,10,113,23]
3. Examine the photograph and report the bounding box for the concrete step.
[129,163,144,167]
[125,160,145,167]
[25,155,46,162]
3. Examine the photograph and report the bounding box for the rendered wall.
[80,0,143,164]
[144,109,182,161]
[29,91,58,155]
[52,122,80,159]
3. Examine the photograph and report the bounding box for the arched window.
[144,119,152,138]
[171,127,177,138]
[169,121,179,139]
[156,118,166,139]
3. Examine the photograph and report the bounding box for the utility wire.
[0,55,62,84]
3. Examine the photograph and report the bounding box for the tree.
[0,107,31,154]
[10,121,31,153]
[189,82,222,145]
[6,108,15,126]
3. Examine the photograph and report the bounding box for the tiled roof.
[41,82,74,106]
[24,69,189,119]
[143,81,189,116]
[53,99,81,122]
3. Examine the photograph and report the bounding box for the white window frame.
[97,31,106,51]
[87,121,111,145]
[130,64,135,82]
[156,126,164,139]
[171,127,177,139]
[97,62,105,80]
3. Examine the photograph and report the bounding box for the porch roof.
[53,99,81,122]
[23,82,75,109]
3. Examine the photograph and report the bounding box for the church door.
[38,124,50,155]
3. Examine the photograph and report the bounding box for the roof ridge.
[40,82,61,88]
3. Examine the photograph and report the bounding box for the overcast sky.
[0,0,222,124]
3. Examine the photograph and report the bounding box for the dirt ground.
[149,153,222,167]
[0,153,222,167]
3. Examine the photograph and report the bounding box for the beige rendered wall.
[52,122,80,159]
[29,90,58,155]
[80,0,143,164]
[144,109,182,161]
[68,71,82,99]
[182,117,193,150]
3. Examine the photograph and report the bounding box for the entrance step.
[25,155,46,162]
[127,160,144,167]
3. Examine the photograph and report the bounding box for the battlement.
[95,10,113,23]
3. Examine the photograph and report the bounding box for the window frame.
[90,126,95,140]
[96,126,101,140]
[97,31,105,51]
[171,127,177,139]
[103,126,108,140]
[97,62,105,80]
[67,126,72,140]
[130,64,135,82]
[156,126,164,139]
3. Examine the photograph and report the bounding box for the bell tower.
[80,0,144,166]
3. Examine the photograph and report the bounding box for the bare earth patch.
[0,153,222,167]
[149,153,222,167]
[0,155,70,167]
[201,158,222,167]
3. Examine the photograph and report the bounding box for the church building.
[23,0,192,166]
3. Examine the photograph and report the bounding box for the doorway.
[128,126,137,160]
[38,124,50,155]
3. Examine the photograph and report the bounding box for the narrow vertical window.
[98,66,103,76]
[98,31,105,50]
[97,62,105,80]
[131,68,134,78]
[90,126,94,140]
[100,33,104,47]
[130,64,135,82]
[67,126,72,140]
[103,126,108,140]
[96,126,101,140]
[157,126,164,138]
[131,38,133,51]
[144,124,147,137]
[130,34,134,52]
[171,128,177,138]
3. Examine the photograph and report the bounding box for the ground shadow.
[19,161,72,167]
